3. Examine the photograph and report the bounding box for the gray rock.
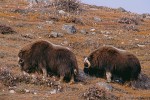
[57,33,64,37]
[80,30,88,34]
[62,24,76,34]
[49,89,57,94]
[58,10,67,15]
[141,13,150,19]
[117,7,127,12]
[49,31,64,38]
[91,32,96,35]
[94,17,102,22]
[96,82,113,91]
[90,28,95,32]
[101,30,111,34]
[9,90,15,94]
[25,89,30,93]
[46,20,54,24]
[137,44,145,48]
[49,31,58,38]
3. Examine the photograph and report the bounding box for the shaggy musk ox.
[18,40,79,83]
[84,46,141,83]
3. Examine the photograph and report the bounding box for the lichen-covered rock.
[62,24,76,34]
[0,25,16,34]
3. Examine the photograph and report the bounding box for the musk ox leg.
[69,69,78,85]
[22,71,30,76]
[69,78,74,85]
[41,68,47,79]
[39,62,47,78]
[58,76,64,84]
[106,72,112,83]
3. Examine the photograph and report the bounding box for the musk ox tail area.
[52,48,79,83]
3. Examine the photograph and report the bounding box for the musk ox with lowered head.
[84,46,141,83]
[18,40,79,83]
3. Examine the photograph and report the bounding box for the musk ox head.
[83,57,91,74]
[18,48,36,73]
[83,57,104,77]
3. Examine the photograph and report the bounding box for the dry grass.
[0,0,150,100]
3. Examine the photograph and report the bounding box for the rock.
[46,21,54,24]
[33,92,37,95]
[0,52,5,58]
[137,44,145,48]
[13,8,27,14]
[118,17,140,25]
[57,33,64,37]
[62,24,76,34]
[21,34,34,39]
[141,13,150,19]
[91,32,96,35]
[49,89,57,94]
[0,25,16,34]
[94,17,102,22]
[101,30,111,34]
[117,7,127,12]
[9,90,15,94]
[58,10,67,15]
[90,28,95,32]
[96,82,113,91]
[49,31,64,38]
[49,31,58,38]
[80,30,88,34]
[123,25,139,32]
[25,89,30,93]
[72,18,84,25]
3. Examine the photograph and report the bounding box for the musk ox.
[18,40,79,83]
[84,46,141,83]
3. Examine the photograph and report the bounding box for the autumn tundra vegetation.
[0,0,150,99]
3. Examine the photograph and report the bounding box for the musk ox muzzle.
[84,57,91,68]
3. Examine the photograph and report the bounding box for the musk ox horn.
[84,57,91,68]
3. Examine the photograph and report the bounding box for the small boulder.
[117,7,127,12]
[0,25,16,34]
[96,82,113,91]
[49,31,64,38]
[9,90,15,94]
[62,24,76,34]
[94,17,102,22]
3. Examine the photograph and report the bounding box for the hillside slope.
[0,0,150,100]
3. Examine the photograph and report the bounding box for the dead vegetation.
[53,0,82,13]
[83,86,119,100]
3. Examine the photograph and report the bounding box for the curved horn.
[84,57,91,68]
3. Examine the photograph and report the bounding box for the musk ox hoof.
[106,80,111,83]
[69,81,75,85]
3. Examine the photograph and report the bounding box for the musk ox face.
[84,57,105,77]
[18,49,37,73]
[83,57,91,74]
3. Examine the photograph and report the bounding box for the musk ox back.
[18,40,79,83]
[84,46,141,83]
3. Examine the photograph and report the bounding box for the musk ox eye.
[19,59,24,64]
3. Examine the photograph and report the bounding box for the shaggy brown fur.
[84,46,141,83]
[18,40,79,82]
